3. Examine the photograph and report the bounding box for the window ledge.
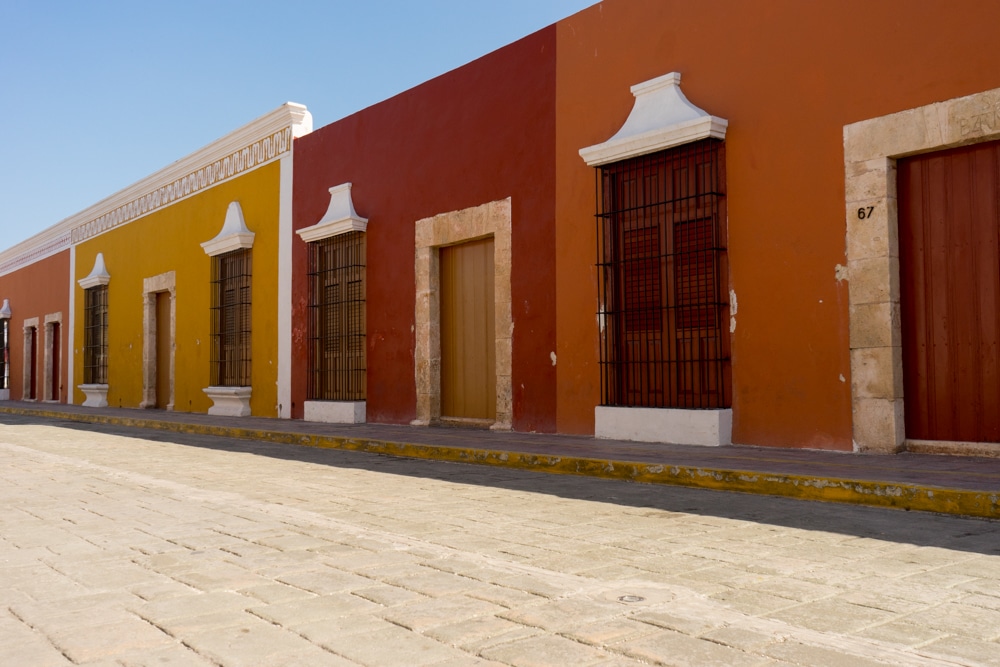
[78,384,109,408]
[203,386,252,417]
[303,400,366,423]
[595,406,732,446]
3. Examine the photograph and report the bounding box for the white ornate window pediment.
[78,253,111,289]
[579,72,728,167]
[297,183,368,242]
[0,298,10,319]
[201,201,255,257]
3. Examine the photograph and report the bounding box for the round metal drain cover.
[618,595,646,603]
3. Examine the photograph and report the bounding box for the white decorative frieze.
[78,253,111,289]
[297,183,368,242]
[580,72,728,167]
[201,202,255,256]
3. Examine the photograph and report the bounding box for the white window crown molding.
[201,201,255,256]
[297,183,368,243]
[0,298,10,319]
[78,252,111,289]
[579,72,728,167]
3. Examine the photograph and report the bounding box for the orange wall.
[0,249,71,402]
[555,0,1000,448]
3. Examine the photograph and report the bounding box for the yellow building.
[71,104,311,417]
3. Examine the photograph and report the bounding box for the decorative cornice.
[0,232,71,277]
[78,253,111,289]
[202,202,255,256]
[0,103,311,276]
[580,72,728,167]
[297,183,368,242]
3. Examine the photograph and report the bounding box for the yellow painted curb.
[2,406,997,519]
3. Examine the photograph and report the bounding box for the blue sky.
[0,1,595,248]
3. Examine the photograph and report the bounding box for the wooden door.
[50,322,60,401]
[899,140,1000,442]
[155,292,170,409]
[28,326,37,400]
[440,237,496,422]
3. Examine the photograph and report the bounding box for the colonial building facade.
[3,0,1000,456]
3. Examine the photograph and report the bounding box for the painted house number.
[857,206,875,219]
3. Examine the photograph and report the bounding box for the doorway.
[440,237,496,423]
[155,292,171,409]
[899,140,1000,443]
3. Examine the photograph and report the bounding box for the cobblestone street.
[2,415,999,666]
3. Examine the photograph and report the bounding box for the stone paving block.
[367,565,487,598]
[380,594,504,632]
[166,560,274,592]
[761,640,902,667]
[618,629,769,667]
[45,616,176,663]
[423,614,533,649]
[631,608,726,636]
[115,643,221,666]
[352,583,428,607]
[254,532,338,552]
[561,617,661,646]
[133,590,251,625]
[855,620,949,647]
[479,633,613,666]
[919,635,1000,667]
[184,618,350,667]
[500,597,625,632]
[710,589,802,616]
[238,582,319,604]
[0,620,73,666]
[251,592,382,626]
[322,622,469,666]
[276,567,374,595]
[129,579,200,602]
[903,601,1000,640]
[765,598,896,633]
[700,625,776,651]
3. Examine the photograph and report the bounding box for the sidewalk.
[1,401,998,520]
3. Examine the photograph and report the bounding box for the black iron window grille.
[307,232,366,401]
[596,138,731,409]
[82,285,108,385]
[0,319,8,390]
[210,248,251,387]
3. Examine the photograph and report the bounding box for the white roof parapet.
[579,72,728,167]
[0,102,312,277]
[202,202,255,256]
[297,183,368,242]
[78,252,111,289]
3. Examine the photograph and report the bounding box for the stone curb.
[2,405,997,519]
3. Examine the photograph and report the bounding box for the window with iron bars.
[83,285,108,385]
[307,232,366,401]
[596,138,731,409]
[0,319,8,391]
[210,248,251,387]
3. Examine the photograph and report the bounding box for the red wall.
[554,0,1000,447]
[0,249,71,403]
[292,28,557,429]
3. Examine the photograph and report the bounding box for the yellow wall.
[73,161,282,416]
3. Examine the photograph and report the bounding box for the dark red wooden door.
[899,140,1000,442]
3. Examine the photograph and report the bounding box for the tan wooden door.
[900,140,1000,442]
[440,237,496,422]
[155,292,170,409]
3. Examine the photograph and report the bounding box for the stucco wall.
[554,0,1000,448]
[292,27,557,429]
[73,162,282,415]
[0,250,71,402]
